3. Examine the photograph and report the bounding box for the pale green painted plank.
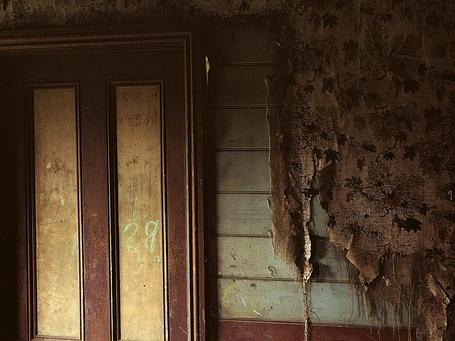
[214,193,272,236]
[312,197,330,238]
[211,65,271,107]
[308,281,368,325]
[308,282,414,327]
[215,278,304,322]
[212,236,296,280]
[311,238,353,282]
[215,108,268,149]
[216,150,270,192]
[215,279,412,326]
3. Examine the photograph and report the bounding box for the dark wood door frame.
[0,24,205,341]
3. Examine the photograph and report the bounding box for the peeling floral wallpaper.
[266,1,455,341]
[0,0,453,340]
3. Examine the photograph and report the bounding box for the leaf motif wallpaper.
[266,1,455,341]
[0,0,453,340]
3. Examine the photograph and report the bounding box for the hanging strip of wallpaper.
[1,0,453,339]
[267,1,455,340]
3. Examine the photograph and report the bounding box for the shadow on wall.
[0,85,20,339]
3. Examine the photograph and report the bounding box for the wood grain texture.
[212,236,292,280]
[214,319,415,341]
[214,193,272,236]
[213,236,355,282]
[213,278,304,322]
[214,278,413,326]
[34,87,81,338]
[215,108,268,149]
[215,150,270,193]
[116,84,165,341]
[207,21,417,339]
[80,79,111,341]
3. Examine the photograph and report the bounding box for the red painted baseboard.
[213,319,415,341]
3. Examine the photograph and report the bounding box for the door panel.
[33,86,82,339]
[114,83,165,341]
[0,31,199,341]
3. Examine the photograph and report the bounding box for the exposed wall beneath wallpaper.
[1,1,453,340]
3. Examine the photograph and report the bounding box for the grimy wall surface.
[0,1,453,340]
[204,21,405,334]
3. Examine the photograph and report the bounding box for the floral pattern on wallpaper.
[0,0,280,26]
[0,0,454,340]
[266,1,455,340]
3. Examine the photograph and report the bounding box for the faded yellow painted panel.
[116,85,164,341]
[34,88,81,338]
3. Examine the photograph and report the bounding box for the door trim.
[214,319,415,341]
[0,24,205,341]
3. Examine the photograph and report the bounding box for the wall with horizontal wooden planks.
[204,21,415,340]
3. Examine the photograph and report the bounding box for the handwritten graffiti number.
[124,222,141,261]
[123,220,160,262]
[145,220,159,252]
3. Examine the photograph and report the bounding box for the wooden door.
[0,28,204,341]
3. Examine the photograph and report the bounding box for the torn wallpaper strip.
[266,1,455,340]
[1,0,453,339]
